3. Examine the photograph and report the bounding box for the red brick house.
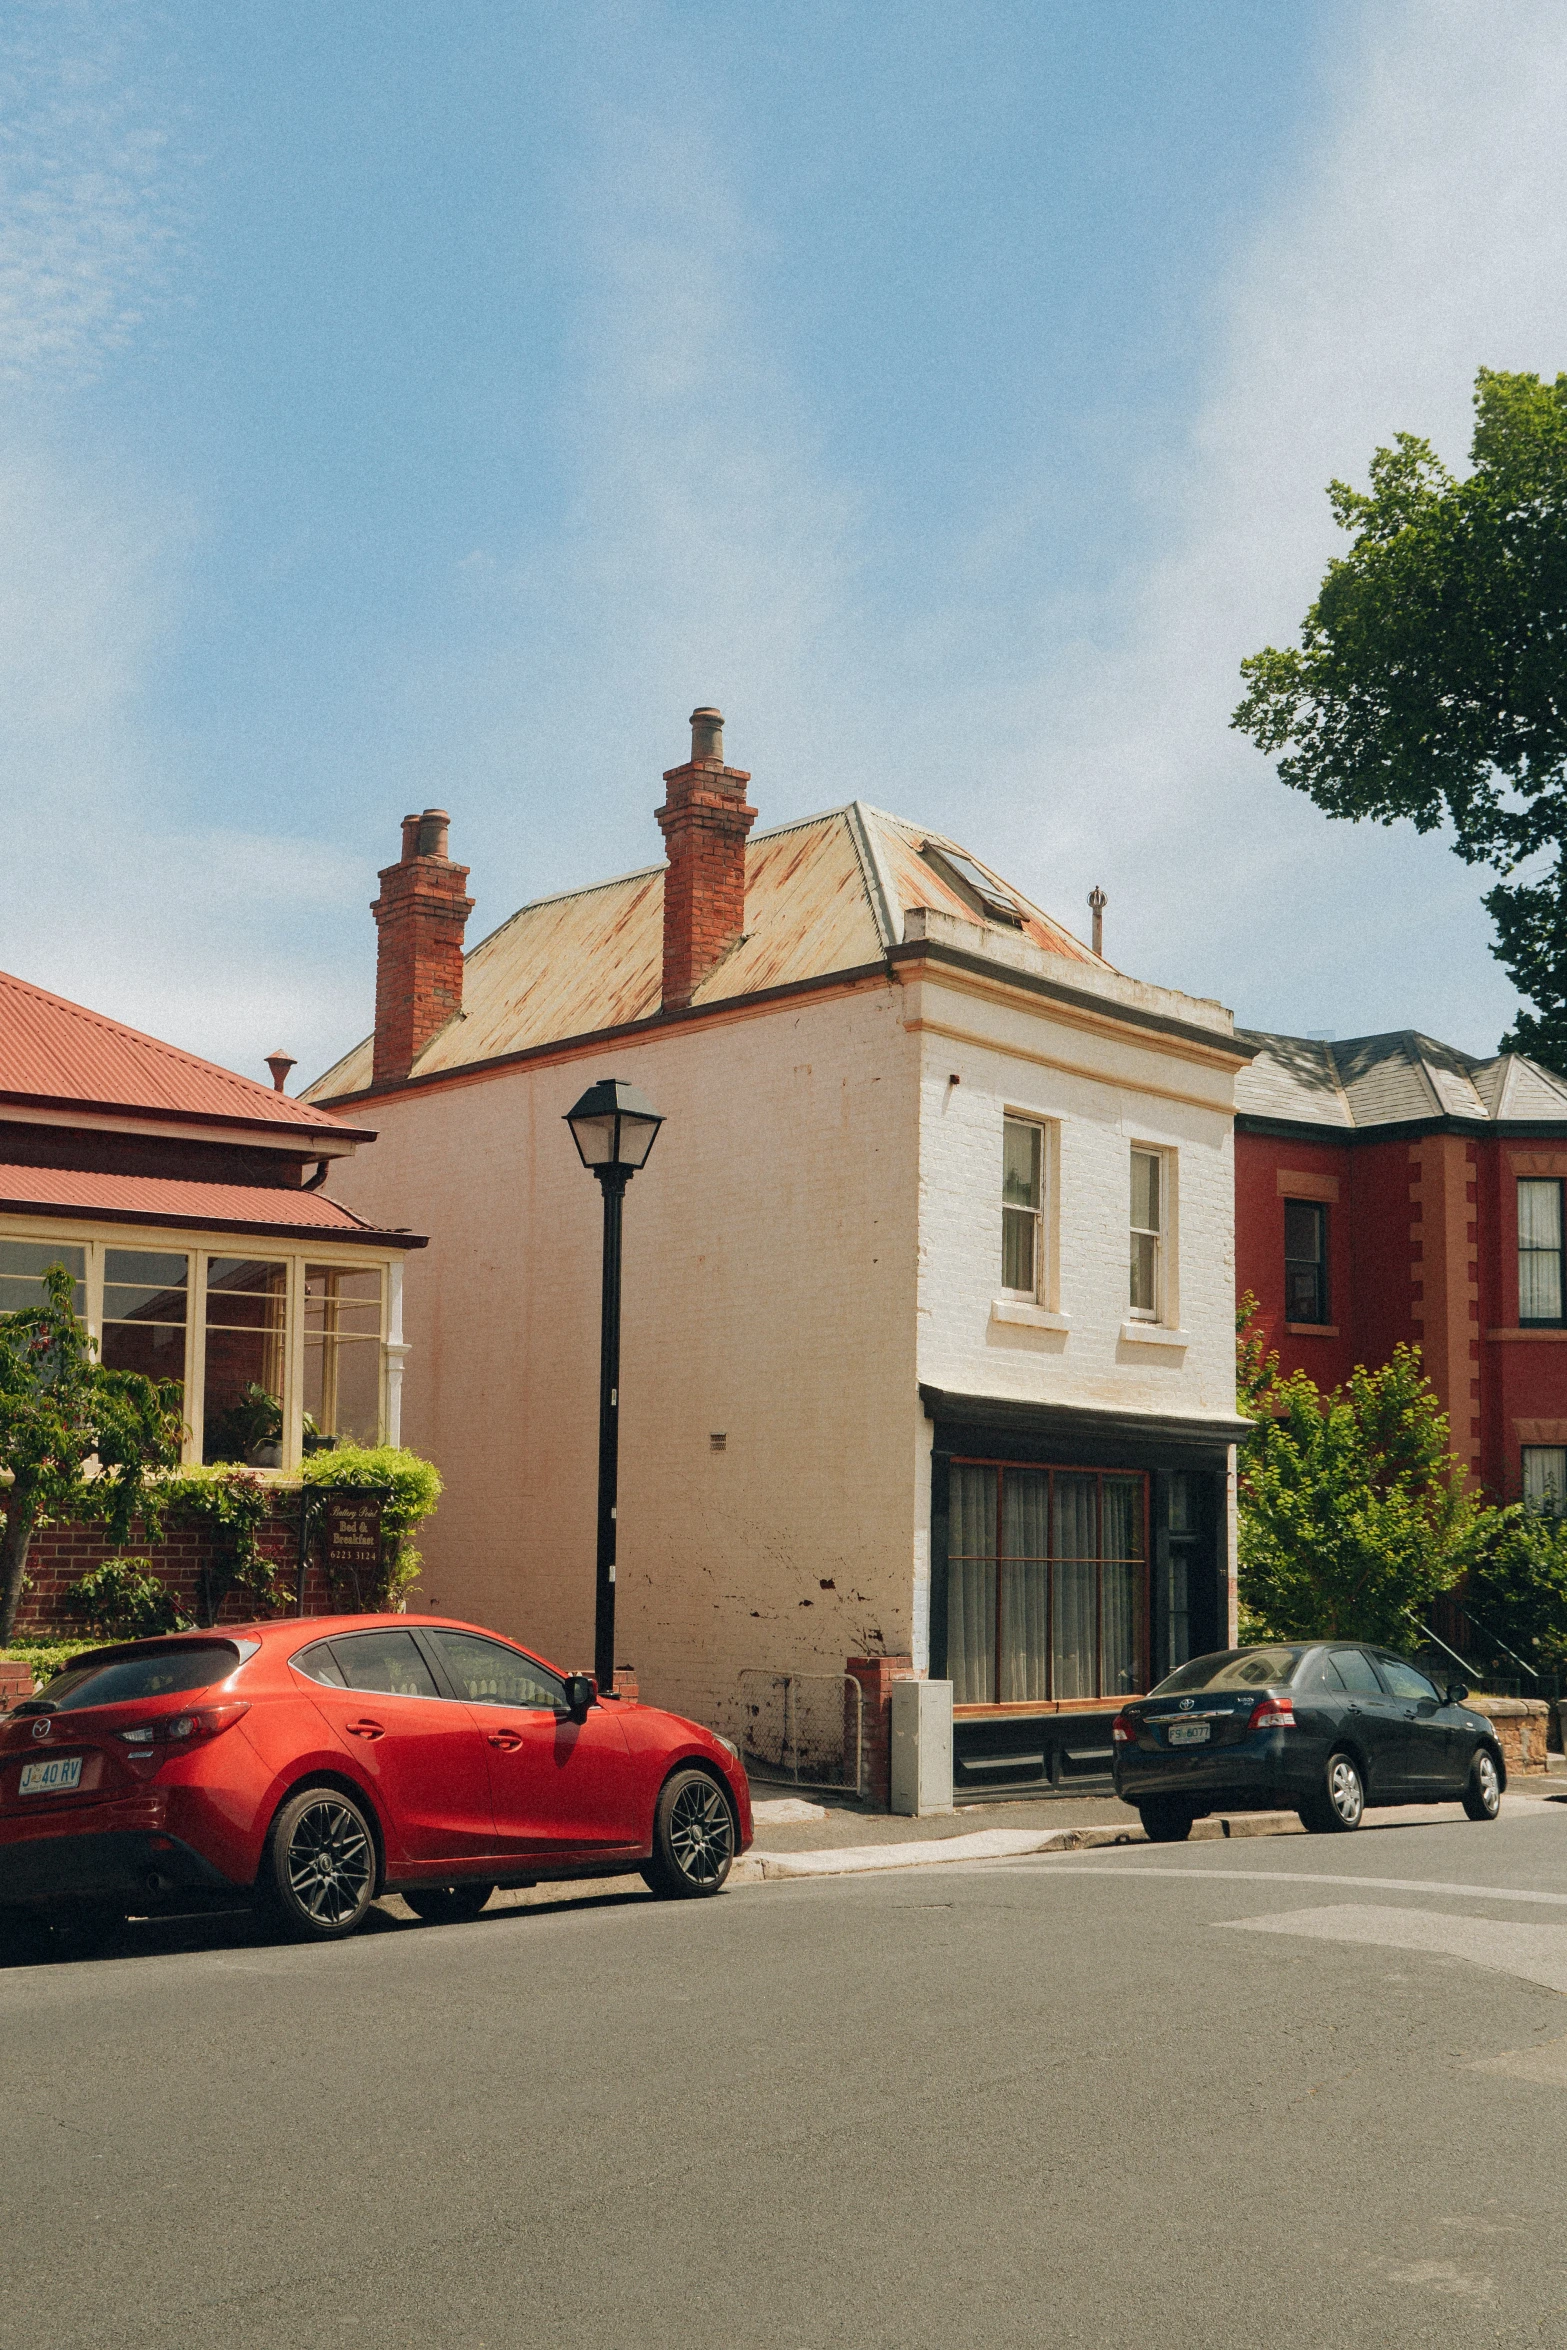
[1234,1028,1567,1508]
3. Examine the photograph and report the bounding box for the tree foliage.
[1236,1303,1489,1647]
[1232,368,1567,1067]
[0,1266,184,1642]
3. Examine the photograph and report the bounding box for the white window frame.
[1000,1113,1047,1302]
[1128,1145,1176,1326]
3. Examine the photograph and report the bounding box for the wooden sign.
[325,1494,383,1574]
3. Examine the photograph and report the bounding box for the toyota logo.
[30,1716,52,1740]
[1180,1699,1194,1711]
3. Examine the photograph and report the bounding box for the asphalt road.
[8,1806,1567,2350]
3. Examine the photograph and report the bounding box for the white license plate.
[1166,1721,1210,1746]
[18,1756,82,1796]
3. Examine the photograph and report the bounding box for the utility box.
[890,1678,954,1816]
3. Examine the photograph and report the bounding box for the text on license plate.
[1166,1721,1210,1746]
[18,1756,82,1796]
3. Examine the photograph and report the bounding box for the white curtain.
[1051,1474,1097,1699]
[1000,1471,1049,1700]
[947,1466,997,1704]
[1520,1181,1564,1322]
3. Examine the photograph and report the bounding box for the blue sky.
[3,1,1565,1081]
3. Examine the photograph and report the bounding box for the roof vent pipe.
[265,1051,297,1094]
[1088,885,1106,959]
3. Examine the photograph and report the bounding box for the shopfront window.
[947,1464,1146,1705]
[0,1238,86,1315]
[203,1258,287,1463]
[102,1249,188,1383]
[303,1264,384,1448]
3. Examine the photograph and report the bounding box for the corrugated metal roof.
[0,968,356,1135]
[1236,1027,1567,1130]
[308,803,1109,1099]
[0,1162,420,1243]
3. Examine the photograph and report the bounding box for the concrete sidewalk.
[732,1780,1567,1884]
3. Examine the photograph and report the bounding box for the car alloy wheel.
[1463,1748,1502,1823]
[643,1767,736,1899]
[268,1789,377,1939]
[1301,1750,1365,1834]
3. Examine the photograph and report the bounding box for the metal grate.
[738,1670,863,1796]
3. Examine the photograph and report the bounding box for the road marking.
[964,1861,1567,1905]
[1219,1902,1567,1994]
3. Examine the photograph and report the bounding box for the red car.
[0,1615,752,1949]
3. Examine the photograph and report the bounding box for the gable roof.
[0,968,363,1141]
[307,804,1113,1101]
[1234,1027,1567,1133]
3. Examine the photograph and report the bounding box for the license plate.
[1166,1721,1209,1746]
[18,1756,82,1796]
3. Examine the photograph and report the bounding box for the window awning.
[0,1163,425,1247]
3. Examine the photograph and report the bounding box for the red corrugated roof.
[0,968,363,1135]
[0,1163,423,1246]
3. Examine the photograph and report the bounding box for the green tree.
[1236,1304,1488,1646]
[0,1265,184,1641]
[1460,1505,1567,1681]
[1232,367,1567,1067]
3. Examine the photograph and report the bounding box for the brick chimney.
[656,707,757,1012]
[370,809,474,1086]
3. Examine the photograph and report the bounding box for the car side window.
[1330,1649,1383,1695]
[428,1630,565,1712]
[330,1630,440,1699]
[291,1641,347,1688]
[1299,1652,1347,1692]
[1376,1656,1441,1703]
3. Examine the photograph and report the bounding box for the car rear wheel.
[1301,1750,1364,1834]
[265,1788,378,1940]
[1462,1748,1503,1822]
[403,1882,496,1925]
[641,1768,737,1898]
[0,1902,124,1965]
[1139,1799,1195,1844]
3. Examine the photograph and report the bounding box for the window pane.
[1002,1119,1042,1210]
[1519,1179,1562,1251]
[1102,1559,1138,1695]
[330,1630,438,1698]
[1331,1649,1383,1695]
[291,1642,347,1688]
[1130,1230,1158,1314]
[1523,1447,1567,1514]
[1001,1206,1036,1293]
[999,1471,1049,1702]
[429,1631,564,1710]
[1519,1182,1564,1322]
[947,1466,997,1705]
[0,1239,86,1315]
[102,1248,189,1382]
[1282,1200,1323,1261]
[1101,1477,1143,1560]
[203,1259,287,1463]
[303,1265,384,1447]
[1130,1150,1160,1234]
[1051,1475,1097,1701]
[1376,1656,1440,1702]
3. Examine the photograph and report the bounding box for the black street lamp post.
[564,1079,665,1693]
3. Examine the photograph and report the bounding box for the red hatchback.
[0,1615,752,1948]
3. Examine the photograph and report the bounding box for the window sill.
[1285,1322,1340,1337]
[1487,1327,1567,1341]
[991,1299,1070,1332]
[1119,1320,1189,1349]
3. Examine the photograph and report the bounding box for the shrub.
[63,1557,189,1642]
[299,1444,444,1611]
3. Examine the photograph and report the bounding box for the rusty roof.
[0,967,365,1139]
[308,804,1112,1101]
[0,1162,423,1245]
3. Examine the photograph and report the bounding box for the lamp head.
[564,1078,665,1173]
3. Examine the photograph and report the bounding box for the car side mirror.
[563,1673,595,1723]
[1445,1681,1468,1705]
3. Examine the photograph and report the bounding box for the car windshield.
[1151,1647,1303,1695]
[27,1644,241,1713]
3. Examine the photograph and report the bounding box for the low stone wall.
[1468,1695,1551,1775]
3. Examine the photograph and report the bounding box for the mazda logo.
[31,1717,51,1740]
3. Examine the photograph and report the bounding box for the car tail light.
[119,1702,250,1755]
[1248,1696,1296,1732]
[1111,1711,1141,1744]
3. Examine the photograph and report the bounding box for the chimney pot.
[400,813,422,862]
[265,1051,297,1094]
[689,707,724,764]
[416,808,451,860]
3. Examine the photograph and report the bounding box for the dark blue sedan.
[1112,1643,1506,1841]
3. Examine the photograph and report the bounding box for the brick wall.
[371,810,474,1086]
[12,1499,335,1637]
[655,735,758,1012]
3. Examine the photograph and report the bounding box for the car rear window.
[1152,1647,1303,1694]
[30,1644,241,1713]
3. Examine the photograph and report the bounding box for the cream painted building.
[307,710,1252,1795]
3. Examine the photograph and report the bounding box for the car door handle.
[346,1718,385,1740]
[487,1732,523,1752]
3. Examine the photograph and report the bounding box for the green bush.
[299,1444,444,1610]
[63,1557,190,1642]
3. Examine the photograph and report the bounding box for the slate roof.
[1234,1028,1567,1132]
[0,967,362,1138]
[308,803,1117,1101]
